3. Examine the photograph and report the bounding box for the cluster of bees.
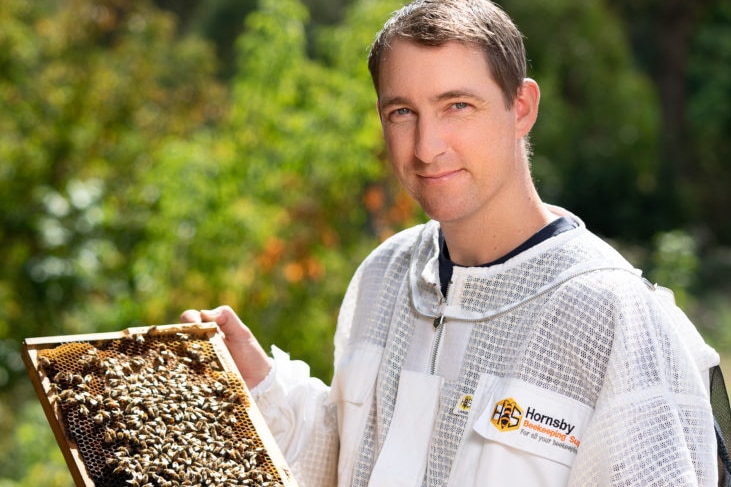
[37,332,284,487]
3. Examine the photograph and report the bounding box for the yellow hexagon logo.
[491,397,523,432]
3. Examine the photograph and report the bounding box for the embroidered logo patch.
[491,397,523,431]
[454,394,473,413]
[475,380,593,466]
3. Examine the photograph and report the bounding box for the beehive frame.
[23,323,298,487]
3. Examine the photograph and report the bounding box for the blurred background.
[1,0,730,484]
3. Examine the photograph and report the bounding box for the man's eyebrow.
[433,89,485,103]
[378,95,410,109]
[379,90,485,108]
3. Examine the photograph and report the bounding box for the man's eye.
[387,107,413,122]
[453,102,469,110]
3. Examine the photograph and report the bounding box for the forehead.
[377,38,494,99]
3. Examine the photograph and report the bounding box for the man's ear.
[514,78,540,138]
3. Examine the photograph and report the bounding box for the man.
[182,0,721,485]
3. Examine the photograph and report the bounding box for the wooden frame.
[23,323,298,487]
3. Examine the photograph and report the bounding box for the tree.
[0,0,223,480]
[610,0,731,246]
[502,0,661,239]
[687,0,731,244]
[0,0,224,387]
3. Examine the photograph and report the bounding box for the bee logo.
[491,397,523,432]
[454,394,473,413]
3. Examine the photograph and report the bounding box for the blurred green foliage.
[1,0,730,483]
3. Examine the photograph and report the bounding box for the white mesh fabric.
[567,278,718,486]
[252,346,339,486]
[339,226,422,486]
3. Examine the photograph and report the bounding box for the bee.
[93,411,110,425]
[103,398,120,410]
[78,350,100,368]
[226,392,241,403]
[58,389,74,402]
[53,371,71,384]
[104,428,116,444]
[163,469,179,480]
[38,355,52,369]
[131,357,146,368]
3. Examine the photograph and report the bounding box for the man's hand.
[180,306,271,389]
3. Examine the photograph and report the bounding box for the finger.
[179,309,202,323]
[199,305,232,324]
[199,307,224,325]
[213,305,240,327]
[202,306,251,342]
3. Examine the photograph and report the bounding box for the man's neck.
[440,193,555,267]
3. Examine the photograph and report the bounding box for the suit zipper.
[430,315,445,375]
[430,279,449,375]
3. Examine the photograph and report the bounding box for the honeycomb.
[33,328,287,487]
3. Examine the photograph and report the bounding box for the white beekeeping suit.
[252,208,720,487]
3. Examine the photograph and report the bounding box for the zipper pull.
[433,315,445,329]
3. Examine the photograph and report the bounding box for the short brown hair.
[368,0,527,108]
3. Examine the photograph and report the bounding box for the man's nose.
[414,116,447,164]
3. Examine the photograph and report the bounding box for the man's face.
[377,39,532,228]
